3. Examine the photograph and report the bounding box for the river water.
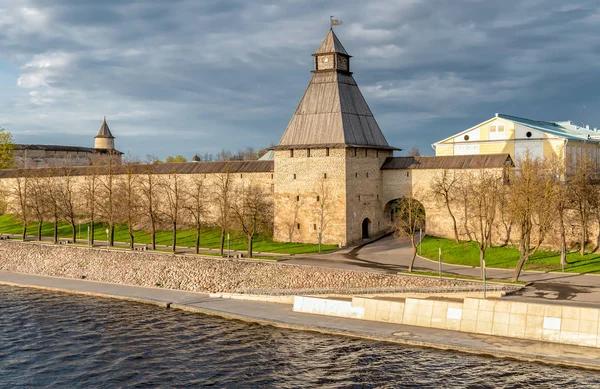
[1,285,599,388]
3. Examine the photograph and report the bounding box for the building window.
[489,124,505,140]
[316,195,320,202]
[271,174,273,179]
[240,174,243,178]
[290,149,294,158]
[406,171,410,177]
[293,174,297,179]
[296,195,300,201]
[366,172,369,178]
[307,148,311,157]
[323,173,327,179]
[365,149,368,157]
[354,148,357,157]
[355,172,358,178]
[326,148,330,156]
[358,195,361,201]
[314,224,317,231]
[297,223,300,230]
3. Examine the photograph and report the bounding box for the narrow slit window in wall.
[297,223,300,230]
[293,174,297,179]
[307,148,311,157]
[290,149,294,158]
[326,148,330,156]
[317,195,320,202]
[296,195,300,201]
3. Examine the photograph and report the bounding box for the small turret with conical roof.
[94,117,116,150]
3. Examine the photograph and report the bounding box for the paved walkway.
[287,235,600,306]
[1,270,599,370]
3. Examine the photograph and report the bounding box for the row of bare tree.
[6,158,273,258]
[421,152,600,281]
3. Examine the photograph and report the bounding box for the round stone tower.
[94,117,115,150]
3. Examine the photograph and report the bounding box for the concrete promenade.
[288,235,600,306]
[2,270,600,370]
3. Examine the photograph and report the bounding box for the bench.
[0,235,9,240]
[133,245,149,251]
[58,239,71,245]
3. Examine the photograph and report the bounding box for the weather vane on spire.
[330,16,342,29]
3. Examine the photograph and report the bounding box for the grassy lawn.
[0,215,338,255]
[419,236,600,274]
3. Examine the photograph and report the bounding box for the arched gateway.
[362,218,371,239]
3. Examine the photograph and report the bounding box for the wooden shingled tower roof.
[277,29,396,150]
[96,117,115,139]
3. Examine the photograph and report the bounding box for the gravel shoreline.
[0,241,503,294]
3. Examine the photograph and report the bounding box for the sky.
[1,0,599,159]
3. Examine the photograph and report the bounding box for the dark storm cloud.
[0,0,599,158]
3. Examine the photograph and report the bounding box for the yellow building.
[433,113,600,170]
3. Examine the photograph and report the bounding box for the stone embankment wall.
[0,241,488,294]
[294,295,600,348]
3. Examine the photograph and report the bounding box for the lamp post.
[483,259,487,299]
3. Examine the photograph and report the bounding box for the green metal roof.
[497,113,600,142]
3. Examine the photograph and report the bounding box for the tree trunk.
[71,222,77,244]
[463,207,472,241]
[195,225,200,254]
[502,224,512,246]
[37,221,42,241]
[408,236,417,272]
[247,233,253,258]
[512,253,528,282]
[446,202,459,243]
[90,218,95,245]
[220,228,225,256]
[150,219,156,250]
[560,215,568,265]
[110,224,115,246]
[172,221,177,254]
[580,209,587,256]
[129,225,134,250]
[53,220,58,244]
[22,223,27,241]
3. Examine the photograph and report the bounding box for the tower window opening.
[365,149,368,157]
[271,174,273,179]
[376,150,379,157]
[307,148,311,157]
[297,223,300,230]
[355,172,358,178]
[406,172,410,177]
[314,224,317,231]
[358,195,361,201]
[293,174,297,179]
[366,172,369,178]
[354,148,357,157]
[240,174,243,178]
[290,149,294,158]
[296,195,300,201]
[323,173,327,179]
[326,148,330,156]
[317,195,320,202]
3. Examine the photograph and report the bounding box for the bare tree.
[139,161,160,250]
[231,180,273,258]
[11,173,30,240]
[183,175,207,254]
[393,195,426,272]
[213,165,232,256]
[117,158,141,249]
[57,166,79,243]
[159,170,184,253]
[497,181,514,246]
[569,156,597,256]
[457,173,473,241]
[466,170,501,277]
[407,146,420,157]
[82,162,100,245]
[46,177,61,244]
[96,155,119,246]
[28,173,49,241]
[430,169,459,243]
[509,153,556,281]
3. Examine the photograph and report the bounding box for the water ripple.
[1,285,600,388]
